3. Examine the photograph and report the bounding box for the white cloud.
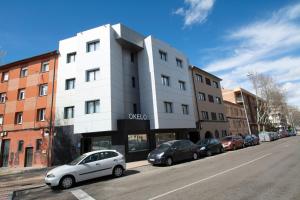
[175,0,215,27]
[202,3,300,108]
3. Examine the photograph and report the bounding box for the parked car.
[288,130,297,136]
[221,136,244,151]
[244,135,255,147]
[251,134,260,145]
[279,130,289,138]
[45,150,126,189]
[196,138,224,157]
[259,132,272,142]
[147,140,199,166]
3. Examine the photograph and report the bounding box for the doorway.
[1,140,10,167]
[24,147,33,167]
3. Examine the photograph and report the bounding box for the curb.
[127,163,150,170]
[10,184,46,200]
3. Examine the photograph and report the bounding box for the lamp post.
[247,72,260,133]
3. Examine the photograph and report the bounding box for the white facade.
[55,23,196,134]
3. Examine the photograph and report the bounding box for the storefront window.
[128,134,148,152]
[91,136,112,151]
[155,133,176,146]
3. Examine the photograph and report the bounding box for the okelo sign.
[128,113,148,120]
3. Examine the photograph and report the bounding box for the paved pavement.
[12,136,300,200]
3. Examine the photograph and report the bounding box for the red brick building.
[0,51,58,168]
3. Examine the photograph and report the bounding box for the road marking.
[71,189,95,200]
[148,153,272,200]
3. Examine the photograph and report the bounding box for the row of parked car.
[259,130,297,142]
[148,134,260,166]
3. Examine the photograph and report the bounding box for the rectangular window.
[15,112,23,124]
[18,89,25,100]
[36,139,42,151]
[208,95,214,103]
[87,40,100,52]
[198,92,206,101]
[85,100,100,114]
[155,133,176,147]
[164,102,173,113]
[161,75,170,86]
[216,97,222,104]
[67,52,76,63]
[91,136,112,151]
[37,108,46,121]
[130,52,135,63]
[39,84,48,96]
[179,80,186,91]
[211,112,217,120]
[128,134,148,152]
[201,111,209,120]
[205,77,211,86]
[213,81,219,88]
[195,74,203,82]
[64,106,74,119]
[182,104,189,115]
[65,78,75,90]
[133,103,137,114]
[0,115,3,125]
[18,140,24,152]
[132,77,136,88]
[20,67,28,78]
[176,58,183,68]
[2,71,9,82]
[0,93,6,103]
[159,50,167,61]
[86,68,100,82]
[41,61,49,72]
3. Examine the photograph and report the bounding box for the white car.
[45,150,126,189]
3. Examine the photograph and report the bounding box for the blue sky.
[1,0,300,107]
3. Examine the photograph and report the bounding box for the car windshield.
[68,154,87,165]
[197,139,209,145]
[157,143,171,151]
[222,137,232,141]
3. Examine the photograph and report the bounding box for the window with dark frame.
[213,81,219,88]
[132,77,136,88]
[164,102,173,113]
[15,112,23,124]
[64,106,74,119]
[179,80,186,91]
[20,67,28,78]
[0,115,3,125]
[159,50,167,61]
[211,112,217,120]
[198,92,206,101]
[41,61,49,72]
[176,58,183,68]
[161,75,170,86]
[205,77,211,85]
[86,68,100,82]
[18,89,25,100]
[195,74,203,82]
[18,140,24,152]
[182,104,189,115]
[2,71,9,82]
[219,113,225,121]
[201,111,209,120]
[208,95,214,103]
[37,108,46,121]
[39,84,48,96]
[87,40,100,52]
[65,78,75,90]
[0,93,6,103]
[67,52,76,63]
[85,100,100,114]
[36,139,42,151]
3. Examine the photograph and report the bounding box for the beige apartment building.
[222,87,258,135]
[191,66,229,140]
[224,100,250,136]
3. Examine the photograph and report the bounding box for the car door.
[97,151,119,176]
[76,153,102,182]
[172,141,184,162]
[182,140,193,160]
[210,139,218,154]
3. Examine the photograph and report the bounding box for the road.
[14,136,300,200]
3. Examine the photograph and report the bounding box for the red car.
[221,136,244,151]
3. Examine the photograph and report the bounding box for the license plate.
[149,159,155,162]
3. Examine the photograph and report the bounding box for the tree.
[248,72,288,132]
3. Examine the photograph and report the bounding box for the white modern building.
[55,24,197,161]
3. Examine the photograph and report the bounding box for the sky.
[1,0,300,107]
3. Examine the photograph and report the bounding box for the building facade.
[190,66,229,140]
[0,51,58,167]
[224,100,249,136]
[55,24,197,162]
[222,88,258,135]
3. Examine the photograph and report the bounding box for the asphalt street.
[15,136,300,200]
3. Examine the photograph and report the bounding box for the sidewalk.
[0,160,149,200]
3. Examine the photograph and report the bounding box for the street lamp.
[247,72,260,133]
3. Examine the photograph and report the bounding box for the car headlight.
[200,146,206,150]
[157,152,164,158]
[46,173,55,178]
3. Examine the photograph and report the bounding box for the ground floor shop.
[0,129,49,168]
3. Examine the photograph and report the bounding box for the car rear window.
[222,137,232,141]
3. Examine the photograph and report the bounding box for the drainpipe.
[191,67,201,138]
[48,51,58,167]
[240,89,252,135]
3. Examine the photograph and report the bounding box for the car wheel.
[113,166,124,178]
[60,176,74,189]
[193,152,198,160]
[233,145,236,151]
[166,157,173,166]
[206,150,212,157]
[220,147,224,153]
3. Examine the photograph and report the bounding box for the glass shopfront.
[91,136,112,151]
[128,134,148,152]
[155,133,176,146]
